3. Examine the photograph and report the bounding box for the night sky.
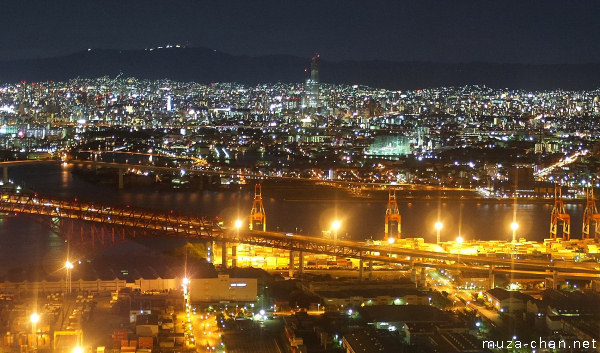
[2,0,600,64]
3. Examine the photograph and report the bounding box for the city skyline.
[1,3,600,353]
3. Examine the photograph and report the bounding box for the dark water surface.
[0,164,584,275]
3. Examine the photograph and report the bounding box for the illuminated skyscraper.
[166,95,172,112]
[305,54,320,111]
[310,54,319,82]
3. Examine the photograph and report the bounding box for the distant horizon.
[5,46,600,67]
[2,46,600,91]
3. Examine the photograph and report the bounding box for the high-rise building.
[304,54,320,111]
[166,95,172,112]
[310,54,320,83]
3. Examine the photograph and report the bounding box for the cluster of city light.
[3,76,600,193]
[8,76,600,353]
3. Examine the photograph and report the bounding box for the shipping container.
[138,337,153,350]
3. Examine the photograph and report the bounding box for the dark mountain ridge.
[1,47,599,90]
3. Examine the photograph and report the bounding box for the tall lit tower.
[166,95,172,112]
[249,184,266,231]
[305,54,320,110]
[384,188,401,240]
[310,54,320,83]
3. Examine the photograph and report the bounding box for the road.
[191,312,222,352]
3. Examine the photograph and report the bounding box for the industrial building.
[189,274,257,303]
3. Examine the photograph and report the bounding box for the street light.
[30,313,39,326]
[182,276,191,315]
[510,222,519,243]
[30,312,39,322]
[456,236,463,264]
[331,221,341,241]
[232,219,243,267]
[388,237,395,258]
[234,219,243,230]
[435,222,443,244]
[30,313,39,349]
[65,260,74,294]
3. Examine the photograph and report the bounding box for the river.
[0,164,585,276]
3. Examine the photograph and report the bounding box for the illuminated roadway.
[535,150,589,179]
[0,189,599,281]
[240,230,600,279]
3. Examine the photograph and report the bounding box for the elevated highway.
[0,189,598,285]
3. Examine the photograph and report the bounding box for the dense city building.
[1,77,599,196]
